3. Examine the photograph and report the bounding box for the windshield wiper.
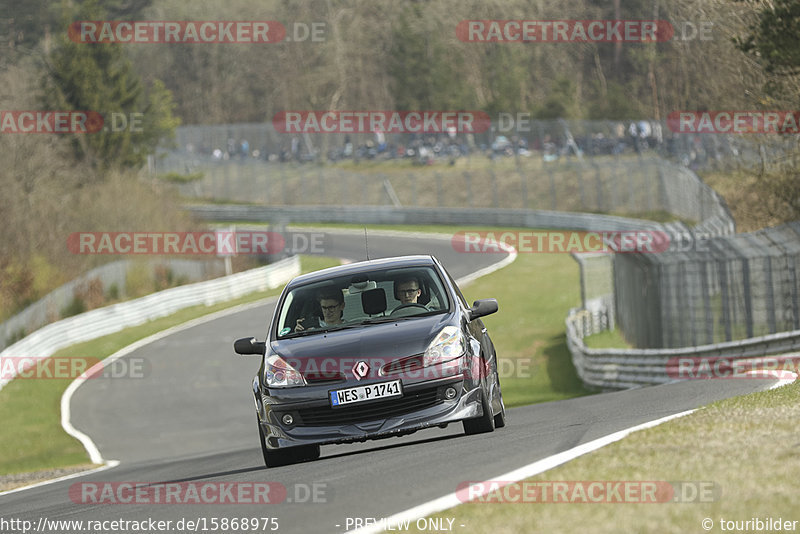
[357,315,420,325]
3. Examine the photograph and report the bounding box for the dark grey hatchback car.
[234,255,505,467]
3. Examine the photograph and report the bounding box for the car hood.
[270,313,454,363]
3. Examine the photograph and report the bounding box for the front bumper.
[257,376,482,449]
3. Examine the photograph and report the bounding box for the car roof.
[286,255,439,288]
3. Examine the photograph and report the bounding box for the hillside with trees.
[0,0,798,320]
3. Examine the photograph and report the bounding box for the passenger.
[295,289,345,331]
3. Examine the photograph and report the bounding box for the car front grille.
[295,386,443,426]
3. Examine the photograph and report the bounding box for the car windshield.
[274,265,450,339]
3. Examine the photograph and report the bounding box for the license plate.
[330,380,402,407]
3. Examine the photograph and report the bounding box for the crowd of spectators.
[177,120,748,170]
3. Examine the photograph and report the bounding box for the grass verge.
[417,379,799,534]
[583,328,633,349]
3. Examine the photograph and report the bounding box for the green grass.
[460,251,589,407]
[583,328,633,349]
[415,380,800,534]
[0,256,340,477]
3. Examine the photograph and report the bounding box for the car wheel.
[493,375,506,429]
[258,417,320,467]
[493,392,506,428]
[463,390,495,435]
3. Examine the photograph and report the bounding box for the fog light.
[444,387,457,400]
[282,414,294,425]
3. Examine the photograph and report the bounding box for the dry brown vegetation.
[0,60,196,321]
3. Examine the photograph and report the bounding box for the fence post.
[743,257,754,339]
[491,170,499,208]
[700,260,714,344]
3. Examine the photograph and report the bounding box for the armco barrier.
[187,204,666,232]
[0,256,299,393]
[566,307,800,390]
[0,258,227,352]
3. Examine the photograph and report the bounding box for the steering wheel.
[390,303,428,315]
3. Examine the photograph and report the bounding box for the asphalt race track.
[1,231,783,534]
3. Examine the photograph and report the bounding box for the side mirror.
[469,298,498,321]
[234,337,266,355]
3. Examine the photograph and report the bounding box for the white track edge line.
[350,372,800,534]
[59,295,281,464]
[350,409,696,534]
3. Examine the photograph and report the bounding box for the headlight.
[423,326,465,367]
[264,354,306,388]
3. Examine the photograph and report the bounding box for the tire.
[493,393,506,428]
[493,375,506,429]
[258,417,320,467]
[463,390,495,435]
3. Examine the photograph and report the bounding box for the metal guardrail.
[566,307,800,390]
[0,258,228,352]
[187,204,666,232]
[0,256,300,393]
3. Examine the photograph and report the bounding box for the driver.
[395,276,422,305]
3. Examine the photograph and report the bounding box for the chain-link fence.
[161,119,778,170]
[157,154,733,227]
[614,222,800,348]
